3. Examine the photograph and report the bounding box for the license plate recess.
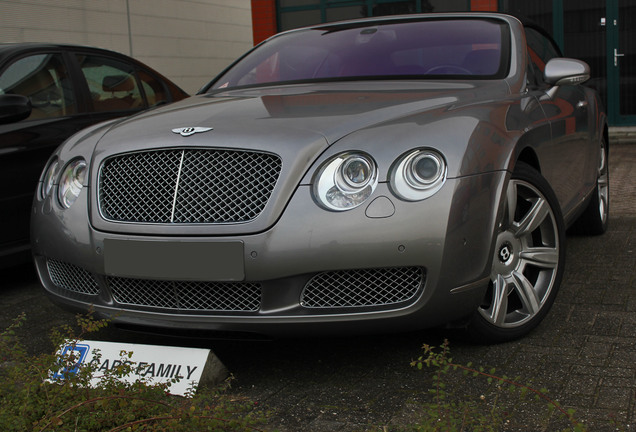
[104,239,244,281]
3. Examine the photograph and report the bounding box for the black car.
[0,43,188,267]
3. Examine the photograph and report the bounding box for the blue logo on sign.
[53,343,90,379]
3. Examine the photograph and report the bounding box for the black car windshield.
[209,18,509,91]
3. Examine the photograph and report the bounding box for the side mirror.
[544,58,590,86]
[0,94,32,124]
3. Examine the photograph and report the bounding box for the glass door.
[607,0,636,125]
[561,0,607,110]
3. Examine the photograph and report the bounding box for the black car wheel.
[469,162,566,343]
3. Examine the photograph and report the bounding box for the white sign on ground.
[53,340,228,397]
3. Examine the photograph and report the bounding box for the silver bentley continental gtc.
[31,13,608,342]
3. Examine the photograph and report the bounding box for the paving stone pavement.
[0,138,634,432]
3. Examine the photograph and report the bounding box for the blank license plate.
[104,239,244,281]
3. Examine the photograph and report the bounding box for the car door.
[525,27,597,219]
[0,51,85,261]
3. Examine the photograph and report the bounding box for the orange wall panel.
[251,0,277,45]
[470,0,498,11]
[251,1,500,46]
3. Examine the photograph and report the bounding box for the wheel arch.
[515,146,541,174]
[468,160,566,343]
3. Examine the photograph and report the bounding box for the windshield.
[209,18,509,91]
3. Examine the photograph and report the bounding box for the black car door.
[0,51,85,261]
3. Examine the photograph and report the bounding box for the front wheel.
[468,162,566,343]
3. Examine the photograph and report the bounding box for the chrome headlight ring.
[313,152,378,211]
[40,158,60,200]
[58,158,87,209]
[390,149,447,201]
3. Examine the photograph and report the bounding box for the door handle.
[615,48,625,66]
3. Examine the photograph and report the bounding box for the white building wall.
[0,0,253,94]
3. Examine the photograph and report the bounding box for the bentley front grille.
[108,277,262,312]
[46,259,100,295]
[98,148,282,224]
[300,267,425,308]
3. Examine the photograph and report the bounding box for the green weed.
[0,313,266,431]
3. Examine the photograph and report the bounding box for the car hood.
[93,80,509,156]
[89,80,510,236]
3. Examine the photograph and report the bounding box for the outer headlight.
[40,158,59,199]
[390,149,446,201]
[58,159,87,208]
[313,152,378,211]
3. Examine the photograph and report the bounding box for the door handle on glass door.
[615,48,625,66]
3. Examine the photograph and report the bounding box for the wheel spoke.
[598,145,606,173]
[505,180,517,227]
[519,246,558,269]
[514,196,550,238]
[489,274,509,325]
[511,270,540,316]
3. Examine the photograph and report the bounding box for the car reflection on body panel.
[31,14,608,342]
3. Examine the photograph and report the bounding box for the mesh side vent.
[47,259,100,295]
[108,277,262,312]
[301,267,424,308]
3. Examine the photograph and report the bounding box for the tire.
[569,138,609,235]
[468,162,566,343]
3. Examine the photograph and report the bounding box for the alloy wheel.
[597,142,609,225]
[479,177,560,329]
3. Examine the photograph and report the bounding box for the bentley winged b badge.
[171,126,213,137]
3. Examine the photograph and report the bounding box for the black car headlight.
[58,159,87,208]
[390,149,446,201]
[313,152,378,211]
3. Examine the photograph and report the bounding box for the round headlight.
[58,159,87,208]
[390,149,446,201]
[40,159,59,200]
[337,156,374,191]
[313,152,378,211]
[406,152,444,189]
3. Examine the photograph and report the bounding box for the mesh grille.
[47,259,100,295]
[98,149,282,224]
[108,277,262,312]
[301,267,424,308]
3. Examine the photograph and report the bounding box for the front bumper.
[31,172,506,337]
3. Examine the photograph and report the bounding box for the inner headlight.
[40,159,59,200]
[58,159,87,208]
[313,152,378,211]
[390,149,446,201]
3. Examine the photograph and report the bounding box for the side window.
[76,54,146,112]
[0,53,77,120]
[137,70,168,106]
